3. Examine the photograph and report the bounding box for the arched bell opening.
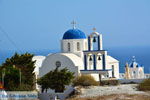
[97,54,102,61]
[92,34,98,51]
[96,53,102,70]
[88,31,101,51]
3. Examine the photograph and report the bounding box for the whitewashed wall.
[107,56,119,78]
[129,67,144,79]
[39,53,83,77]
[61,39,88,58]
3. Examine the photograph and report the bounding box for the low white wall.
[145,74,150,78]
[39,86,74,100]
[119,73,150,79]
[119,79,144,84]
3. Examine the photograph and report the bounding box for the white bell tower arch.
[88,28,103,51]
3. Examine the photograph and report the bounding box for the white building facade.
[33,24,120,82]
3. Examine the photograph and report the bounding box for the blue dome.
[129,61,141,68]
[129,56,142,68]
[63,29,86,39]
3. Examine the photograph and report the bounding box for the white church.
[120,56,145,79]
[33,22,120,86]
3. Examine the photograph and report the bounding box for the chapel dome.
[129,61,141,68]
[63,29,86,39]
[129,56,141,68]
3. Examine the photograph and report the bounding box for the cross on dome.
[71,20,76,29]
[132,56,136,62]
[93,27,96,32]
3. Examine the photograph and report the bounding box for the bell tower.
[81,28,111,81]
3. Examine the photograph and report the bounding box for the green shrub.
[16,84,33,91]
[37,68,74,93]
[73,75,99,86]
[138,78,150,91]
[101,80,119,86]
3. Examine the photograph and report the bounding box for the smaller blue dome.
[129,61,141,67]
[129,56,141,68]
[63,29,86,39]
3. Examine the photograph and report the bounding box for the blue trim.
[88,36,91,51]
[84,55,87,70]
[98,35,100,50]
[102,54,106,70]
[129,61,141,68]
[83,50,106,52]
[80,69,112,71]
[93,55,96,70]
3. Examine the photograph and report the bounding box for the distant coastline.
[0,46,150,73]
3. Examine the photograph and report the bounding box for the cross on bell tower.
[93,27,96,32]
[132,56,136,62]
[71,20,76,29]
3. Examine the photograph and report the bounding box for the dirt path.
[78,84,149,98]
[68,84,150,100]
[68,94,150,100]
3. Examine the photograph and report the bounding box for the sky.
[0,0,150,52]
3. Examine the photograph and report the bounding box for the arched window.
[77,42,80,51]
[133,71,136,78]
[68,43,70,51]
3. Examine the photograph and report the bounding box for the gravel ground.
[78,84,150,98]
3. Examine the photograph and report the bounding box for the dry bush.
[138,78,150,91]
[100,80,119,86]
[73,75,99,86]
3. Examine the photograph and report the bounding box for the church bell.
[89,56,92,61]
[93,37,96,42]
[98,56,101,60]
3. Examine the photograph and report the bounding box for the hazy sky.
[0,0,150,52]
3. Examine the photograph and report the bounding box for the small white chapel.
[123,56,145,79]
[33,22,120,84]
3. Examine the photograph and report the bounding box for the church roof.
[129,61,141,68]
[107,55,119,63]
[129,56,142,68]
[61,53,83,67]
[63,29,86,39]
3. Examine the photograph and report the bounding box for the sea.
[0,46,150,73]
